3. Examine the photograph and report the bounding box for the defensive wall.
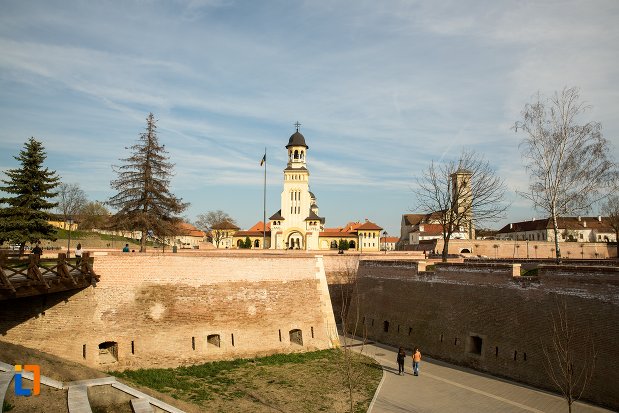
[0,254,338,369]
[431,238,617,259]
[348,259,619,410]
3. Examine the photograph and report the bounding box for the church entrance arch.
[287,232,304,250]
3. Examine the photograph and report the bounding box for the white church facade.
[223,125,384,251]
[269,126,325,250]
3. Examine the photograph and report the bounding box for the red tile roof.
[356,220,383,230]
[178,222,206,237]
[417,223,445,236]
[211,221,240,230]
[236,221,271,237]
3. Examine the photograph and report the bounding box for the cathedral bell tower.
[269,122,322,250]
[286,121,308,169]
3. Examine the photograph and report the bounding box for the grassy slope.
[114,349,382,413]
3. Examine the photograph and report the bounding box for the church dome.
[286,131,308,149]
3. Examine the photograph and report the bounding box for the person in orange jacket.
[413,348,421,376]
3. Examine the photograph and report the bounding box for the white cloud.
[1,0,617,234]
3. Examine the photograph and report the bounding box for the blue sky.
[1,0,618,236]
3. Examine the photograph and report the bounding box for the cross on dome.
[294,121,301,132]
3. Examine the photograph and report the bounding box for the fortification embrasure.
[0,254,338,369]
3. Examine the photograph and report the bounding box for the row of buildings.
[51,126,616,252]
[398,212,617,250]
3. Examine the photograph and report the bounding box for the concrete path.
[344,338,612,413]
[67,384,93,413]
[130,398,155,413]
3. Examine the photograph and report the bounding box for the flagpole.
[263,147,267,249]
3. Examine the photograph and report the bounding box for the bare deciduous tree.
[515,87,617,263]
[78,201,110,230]
[108,113,188,252]
[542,297,597,413]
[56,183,88,225]
[336,257,370,413]
[601,195,619,258]
[195,210,237,247]
[414,150,508,262]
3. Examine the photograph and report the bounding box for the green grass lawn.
[112,349,382,413]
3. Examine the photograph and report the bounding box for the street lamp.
[383,230,388,254]
[66,216,73,257]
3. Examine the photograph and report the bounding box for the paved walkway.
[344,338,611,413]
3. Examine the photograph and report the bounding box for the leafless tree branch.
[515,87,618,262]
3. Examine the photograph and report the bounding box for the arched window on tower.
[294,150,299,159]
[301,151,305,159]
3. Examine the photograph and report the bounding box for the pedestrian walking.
[75,243,83,267]
[396,347,406,375]
[413,347,422,376]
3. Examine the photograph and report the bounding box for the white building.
[496,216,616,243]
[269,126,325,250]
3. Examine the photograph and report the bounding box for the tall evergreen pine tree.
[108,113,188,252]
[0,137,60,254]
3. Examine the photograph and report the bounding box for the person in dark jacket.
[31,243,43,256]
[397,347,406,375]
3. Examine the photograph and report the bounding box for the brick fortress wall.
[433,238,617,259]
[0,254,338,369]
[346,260,619,410]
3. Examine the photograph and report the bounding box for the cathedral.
[220,125,384,251]
[267,125,383,251]
[268,124,323,249]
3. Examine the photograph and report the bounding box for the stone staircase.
[0,361,184,413]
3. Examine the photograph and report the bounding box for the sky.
[1,0,618,236]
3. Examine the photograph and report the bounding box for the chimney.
[509,223,513,229]
[577,216,581,221]
[583,221,587,228]
[598,215,602,222]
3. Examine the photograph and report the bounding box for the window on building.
[289,329,303,346]
[98,341,118,364]
[466,335,483,355]
[207,334,221,348]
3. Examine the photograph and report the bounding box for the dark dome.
[286,131,308,149]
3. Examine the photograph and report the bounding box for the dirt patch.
[0,340,197,413]
[3,384,67,413]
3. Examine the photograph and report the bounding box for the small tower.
[450,169,475,239]
[286,121,308,169]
